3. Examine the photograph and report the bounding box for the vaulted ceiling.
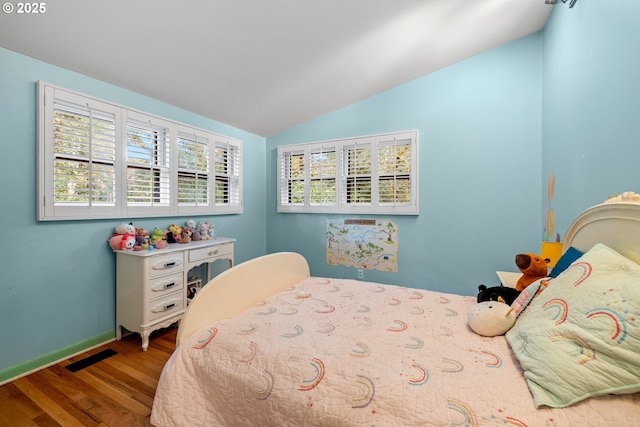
[0,0,552,136]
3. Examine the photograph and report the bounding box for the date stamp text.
[3,2,47,14]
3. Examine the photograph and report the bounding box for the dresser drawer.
[148,292,184,322]
[189,243,233,264]
[149,253,184,278]
[149,272,184,300]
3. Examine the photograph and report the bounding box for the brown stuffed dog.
[515,253,549,291]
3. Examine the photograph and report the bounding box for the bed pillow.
[510,279,544,317]
[506,243,640,408]
[548,246,583,278]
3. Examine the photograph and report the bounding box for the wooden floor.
[0,327,177,427]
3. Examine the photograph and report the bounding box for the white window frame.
[38,81,242,221]
[277,130,418,215]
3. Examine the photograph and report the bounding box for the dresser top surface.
[114,237,235,257]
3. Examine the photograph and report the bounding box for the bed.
[151,200,640,426]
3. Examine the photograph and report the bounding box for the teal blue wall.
[0,48,267,378]
[541,0,640,236]
[266,34,543,293]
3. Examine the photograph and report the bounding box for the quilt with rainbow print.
[152,271,640,427]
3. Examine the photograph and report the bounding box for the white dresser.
[115,238,235,350]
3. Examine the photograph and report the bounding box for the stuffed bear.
[477,284,521,306]
[515,253,549,291]
[467,300,516,336]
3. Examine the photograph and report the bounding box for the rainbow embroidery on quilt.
[567,261,592,287]
[193,327,217,349]
[387,320,408,332]
[350,342,371,358]
[447,398,477,427]
[315,304,336,314]
[439,326,453,337]
[409,291,424,299]
[316,323,335,333]
[357,304,371,313]
[586,308,628,344]
[281,325,304,338]
[405,336,424,349]
[299,358,325,391]
[549,333,596,364]
[542,298,569,325]
[408,363,429,386]
[256,306,277,315]
[442,358,464,373]
[256,370,274,400]
[505,416,528,427]
[480,351,502,368]
[445,308,458,317]
[410,306,425,315]
[239,341,258,363]
[237,323,258,335]
[351,375,375,408]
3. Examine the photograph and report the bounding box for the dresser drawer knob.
[208,249,219,256]
[165,261,177,268]
[164,282,176,289]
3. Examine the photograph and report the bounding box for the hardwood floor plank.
[13,376,88,427]
[0,327,176,427]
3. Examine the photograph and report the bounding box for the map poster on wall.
[326,219,398,272]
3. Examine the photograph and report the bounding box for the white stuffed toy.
[467,301,516,337]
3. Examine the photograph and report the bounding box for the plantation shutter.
[278,146,306,208]
[213,139,242,212]
[377,136,412,206]
[40,85,120,219]
[177,130,210,209]
[309,145,337,206]
[343,141,372,206]
[125,113,171,213]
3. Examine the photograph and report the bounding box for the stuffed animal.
[150,227,165,244]
[108,234,136,250]
[167,224,182,243]
[198,221,211,240]
[135,227,149,247]
[187,219,201,241]
[515,253,549,291]
[467,300,516,337]
[477,284,521,306]
[114,222,135,236]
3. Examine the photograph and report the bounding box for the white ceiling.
[0,0,552,136]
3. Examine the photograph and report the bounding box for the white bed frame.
[176,252,310,346]
[177,201,640,346]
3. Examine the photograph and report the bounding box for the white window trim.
[277,130,419,215]
[38,81,242,221]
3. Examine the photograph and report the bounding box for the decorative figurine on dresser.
[110,222,234,351]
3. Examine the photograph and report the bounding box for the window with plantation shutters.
[38,81,242,220]
[277,130,418,214]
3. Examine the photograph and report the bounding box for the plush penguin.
[477,284,521,306]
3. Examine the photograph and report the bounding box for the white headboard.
[564,201,640,264]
